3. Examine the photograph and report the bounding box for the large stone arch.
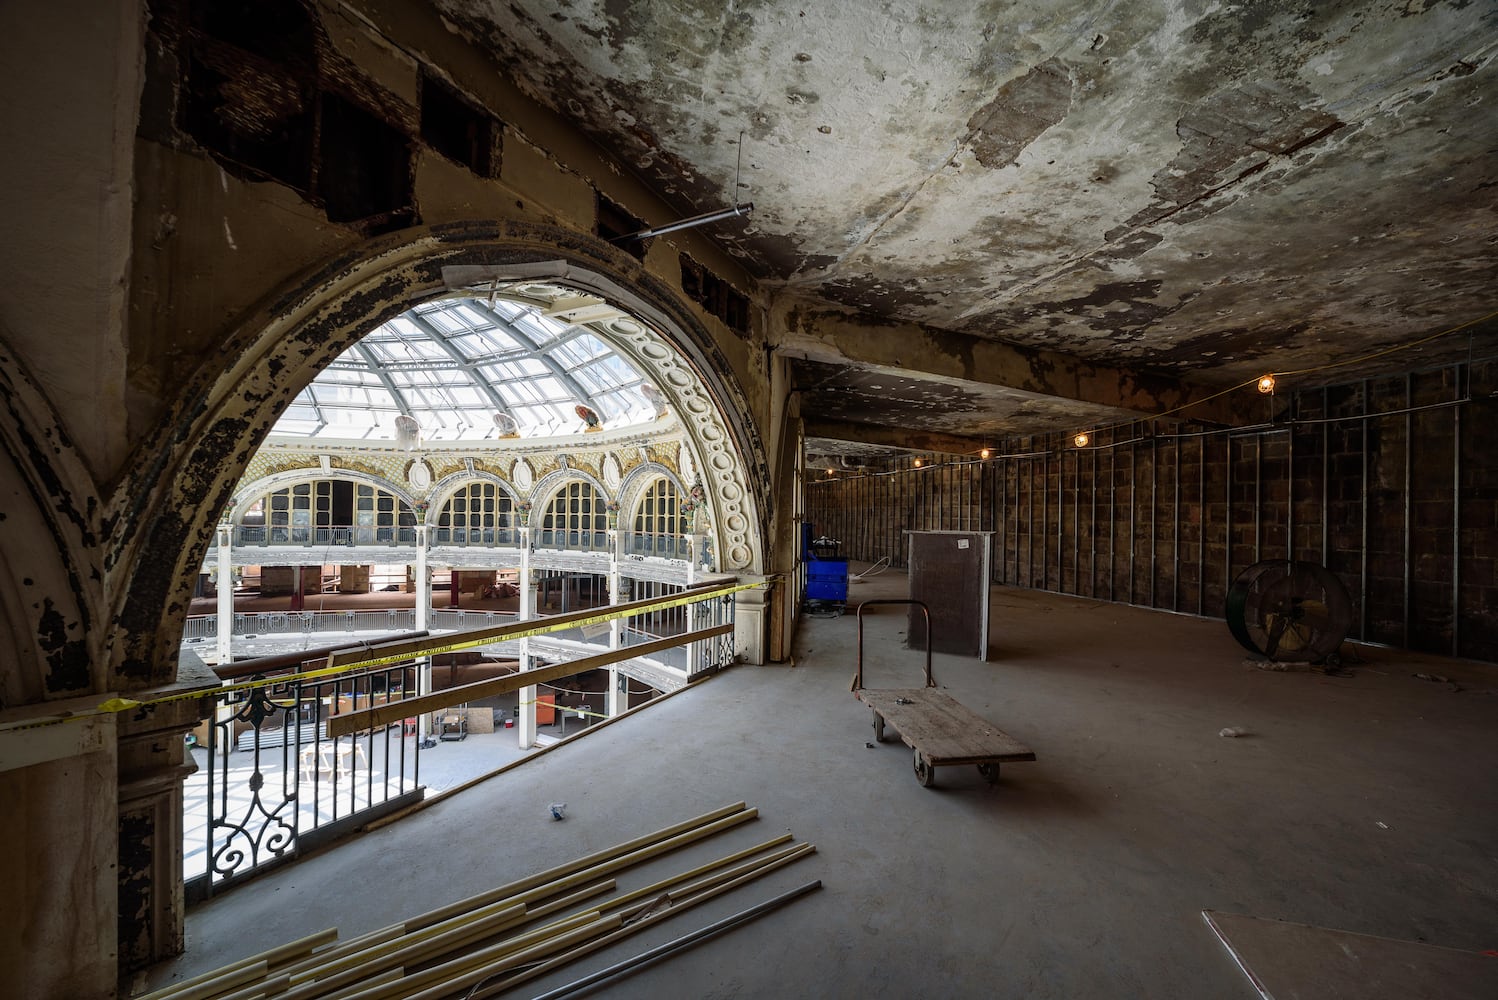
[0,340,106,701]
[106,221,770,684]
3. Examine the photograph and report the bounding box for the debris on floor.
[134,802,819,1000]
[1219,727,1250,738]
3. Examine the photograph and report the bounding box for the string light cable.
[811,307,1498,478]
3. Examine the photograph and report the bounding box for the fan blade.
[1263,614,1290,658]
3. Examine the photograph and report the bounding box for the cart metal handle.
[852,600,934,692]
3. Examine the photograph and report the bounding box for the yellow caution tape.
[0,580,764,734]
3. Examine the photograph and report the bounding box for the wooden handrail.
[325,623,732,738]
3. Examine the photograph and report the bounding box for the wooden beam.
[325,624,732,739]
[775,293,1250,426]
[804,419,994,458]
[322,583,733,672]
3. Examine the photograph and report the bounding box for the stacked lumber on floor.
[138,803,818,1000]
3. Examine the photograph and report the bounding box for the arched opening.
[539,480,608,551]
[435,483,517,546]
[238,478,418,545]
[112,223,771,685]
[628,476,687,558]
[159,227,772,896]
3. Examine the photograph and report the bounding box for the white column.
[519,560,534,621]
[606,558,623,719]
[517,528,536,747]
[517,640,536,749]
[414,525,430,632]
[416,655,432,741]
[215,524,234,666]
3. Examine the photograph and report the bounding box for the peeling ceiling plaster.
[436,0,1498,449]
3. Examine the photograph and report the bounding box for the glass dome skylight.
[273,296,661,441]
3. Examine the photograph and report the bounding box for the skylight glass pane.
[269,295,663,441]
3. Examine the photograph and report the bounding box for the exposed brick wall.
[806,361,1498,664]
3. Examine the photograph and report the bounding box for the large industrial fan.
[1226,560,1354,666]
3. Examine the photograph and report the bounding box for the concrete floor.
[141,566,1498,999]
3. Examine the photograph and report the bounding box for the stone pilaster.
[115,655,217,977]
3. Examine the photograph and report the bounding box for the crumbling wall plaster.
[0,0,141,483]
[109,0,784,682]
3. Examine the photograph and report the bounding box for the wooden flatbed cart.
[853,599,1035,788]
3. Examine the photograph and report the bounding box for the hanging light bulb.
[979,447,991,460]
[826,468,836,477]
[1257,374,1277,394]
[913,458,923,468]
[1073,431,1090,448]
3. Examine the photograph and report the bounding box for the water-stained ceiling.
[432,0,1498,459]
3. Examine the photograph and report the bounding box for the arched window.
[630,477,686,557]
[437,482,516,545]
[541,481,607,551]
[241,479,414,544]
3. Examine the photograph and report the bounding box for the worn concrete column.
[733,578,768,666]
[216,524,234,666]
[0,697,118,1000]
[116,663,217,979]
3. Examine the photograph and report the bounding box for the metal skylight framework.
[273,297,657,441]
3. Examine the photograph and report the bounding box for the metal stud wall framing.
[805,361,1496,662]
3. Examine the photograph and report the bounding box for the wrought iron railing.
[685,589,738,677]
[232,525,418,546]
[430,526,523,546]
[186,657,423,900]
[533,528,613,553]
[223,525,695,559]
[188,609,420,637]
[428,609,520,630]
[182,615,217,641]
[184,582,745,899]
[621,531,692,560]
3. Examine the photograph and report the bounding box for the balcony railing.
[187,652,423,901]
[532,528,613,553]
[233,525,419,546]
[223,524,696,560]
[430,526,523,547]
[185,610,421,639]
[186,582,743,897]
[621,531,692,560]
[428,609,520,630]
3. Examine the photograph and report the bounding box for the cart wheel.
[873,711,886,743]
[914,750,936,788]
[977,763,999,785]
